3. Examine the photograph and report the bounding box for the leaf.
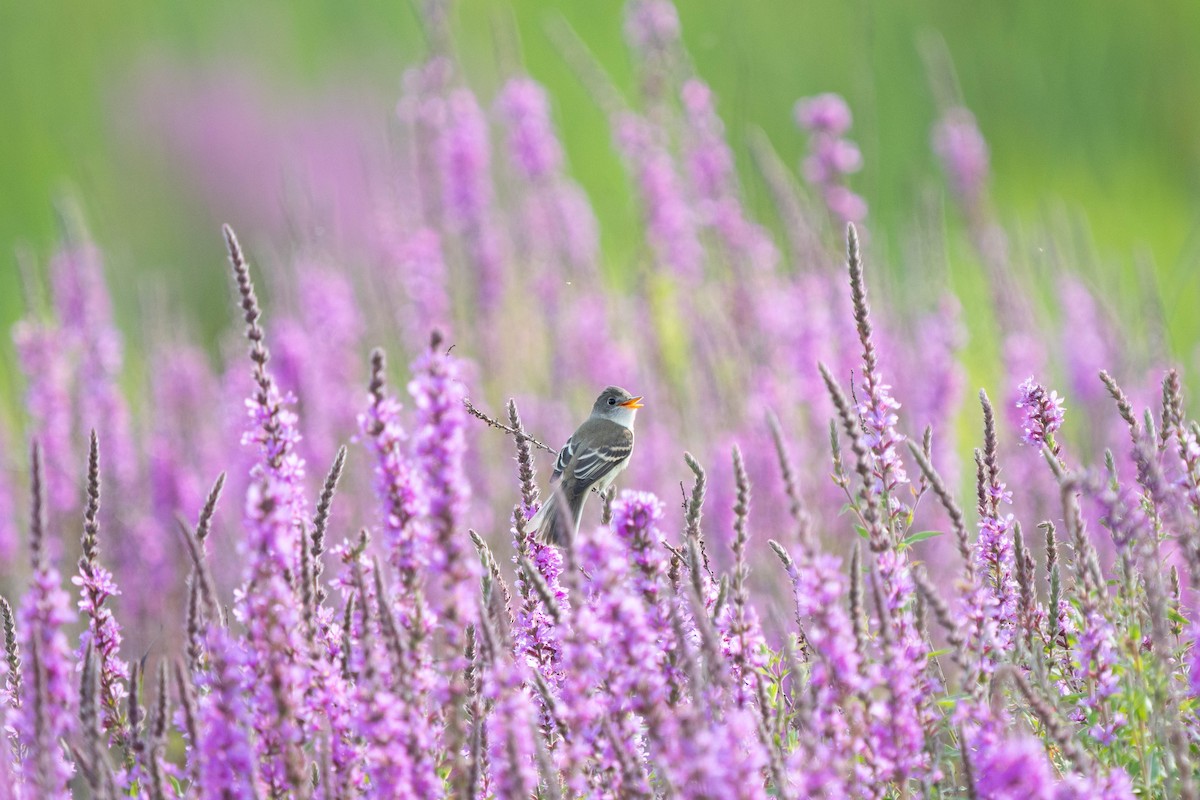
[901,530,943,547]
[855,525,869,540]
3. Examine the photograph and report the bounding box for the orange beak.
[621,395,645,409]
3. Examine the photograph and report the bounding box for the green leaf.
[855,525,869,540]
[901,530,943,547]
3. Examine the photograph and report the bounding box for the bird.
[530,386,644,545]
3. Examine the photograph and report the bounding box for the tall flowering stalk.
[12,321,76,523]
[196,625,261,799]
[616,111,705,283]
[680,78,777,275]
[223,225,311,796]
[795,93,867,225]
[609,490,681,699]
[481,647,540,799]
[975,391,1020,656]
[439,88,505,318]
[12,445,76,798]
[408,331,477,789]
[845,224,909,529]
[932,107,990,212]
[72,433,130,756]
[495,75,602,386]
[772,540,864,796]
[359,348,432,655]
[507,401,569,690]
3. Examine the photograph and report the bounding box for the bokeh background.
[4,0,1200,400]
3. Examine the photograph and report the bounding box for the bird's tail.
[529,488,579,546]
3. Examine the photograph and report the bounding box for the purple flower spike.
[624,0,681,50]
[796,93,867,224]
[616,112,704,282]
[680,78,778,274]
[795,93,853,135]
[1016,376,1066,451]
[12,446,76,797]
[197,627,260,799]
[932,107,990,206]
[495,77,563,183]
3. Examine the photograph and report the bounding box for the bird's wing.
[551,434,575,481]
[565,418,634,488]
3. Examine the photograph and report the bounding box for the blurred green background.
[3,0,1200,391]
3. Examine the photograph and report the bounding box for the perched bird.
[531,386,644,545]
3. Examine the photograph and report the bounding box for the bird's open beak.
[621,395,645,409]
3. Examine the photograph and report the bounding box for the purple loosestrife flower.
[971,732,1057,800]
[975,511,1019,654]
[484,656,540,799]
[680,78,778,275]
[359,355,431,630]
[12,447,76,797]
[275,269,365,469]
[197,626,260,799]
[661,694,769,800]
[1058,276,1116,409]
[408,334,477,631]
[439,88,505,315]
[74,434,131,754]
[349,565,441,800]
[932,107,990,209]
[1016,377,1066,454]
[777,546,863,796]
[610,491,670,597]
[1075,608,1123,743]
[494,75,602,386]
[512,531,568,687]
[495,77,563,183]
[12,322,76,522]
[1190,621,1200,700]
[50,243,137,488]
[624,0,680,51]
[974,423,1020,656]
[407,333,477,788]
[616,112,705,283]
[795,92,853,135]
[866,550,934,787]
[554,525,659,796]
[845,225,910,525]
[610,491,694,697]
[383,227,453,342]
[353,664,431,797]
[795,93,867,225]
[148,344,225,527]
[1054,770,1135,800]
[0,728,14,800]
[226,226,309,561]
[906,297,966,477]
[73,565,128,745]
[224,227,311,794]
[236,474,313,796]
[495,76,599,274]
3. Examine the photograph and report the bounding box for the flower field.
[0,1,1197,798]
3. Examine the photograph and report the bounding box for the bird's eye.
[608,397,617,406]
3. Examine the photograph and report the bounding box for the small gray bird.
[531,386,644,545]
